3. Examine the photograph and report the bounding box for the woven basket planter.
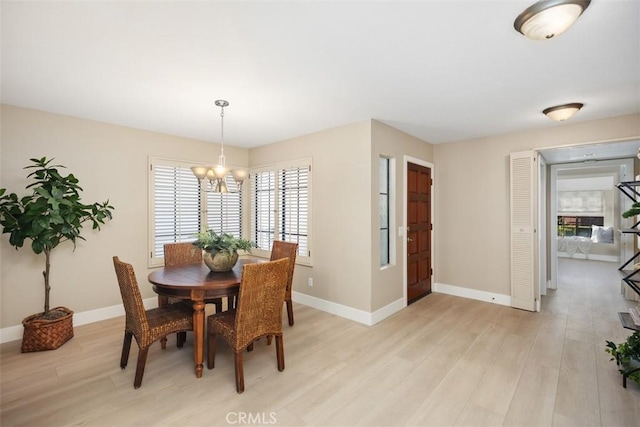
[21,306,74,353]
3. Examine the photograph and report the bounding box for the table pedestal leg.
[192,299,205,378]
[158,295,169,349]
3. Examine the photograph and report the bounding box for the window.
[558,190,604,215]
[557,190,605,238]
[380,157,390,266]
[251,159,311,264]
[149,157,242,267]
[557,215,604,238]
[205,177,242,239]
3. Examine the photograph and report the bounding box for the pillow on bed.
[591,225,614,243]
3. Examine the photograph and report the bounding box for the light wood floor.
[2,258,639,426]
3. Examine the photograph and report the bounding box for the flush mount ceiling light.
[543,103,584,121]
[514,0,591,40]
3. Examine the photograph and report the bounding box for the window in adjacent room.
[251,159,311,264]
[557,190,604,238]
[149,157,242,267]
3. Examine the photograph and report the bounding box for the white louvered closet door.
[510,151,538,311]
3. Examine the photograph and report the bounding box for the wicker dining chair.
[164,242,224,313]
[270,241,298,326]
[112,256,194,389]
[206,258,290,393]
[164,241,202,266]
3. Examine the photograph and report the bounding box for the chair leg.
[177,332,186,348]
[275,335,285,372]
[286,299,294,326]
[247,342,254,352]
[133,347,149,389]
[214,299,223,313]
[207,333,217,369]
[267,335,273,345]
[160,336,167,349]
[234,351,245,393]
[120,331,133,369]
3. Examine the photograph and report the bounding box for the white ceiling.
[1,1,639,149]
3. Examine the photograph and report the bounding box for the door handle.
[407,237,413,242]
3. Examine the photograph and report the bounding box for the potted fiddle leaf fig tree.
[0,157,114,352]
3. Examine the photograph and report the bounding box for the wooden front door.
[407,162,432,304]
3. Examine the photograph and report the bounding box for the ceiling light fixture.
[543,103,584,121]
[514,0,591,40]
[191,100,247,193]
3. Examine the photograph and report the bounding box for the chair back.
[164,242,202,266]
[112,256,148,339]
[270,241,298,295]
[234,258,290,349]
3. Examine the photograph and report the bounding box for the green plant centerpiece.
[606,331,640,386]
[193,229,255,272]
[0,157,114,352]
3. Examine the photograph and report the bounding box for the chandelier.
[191,100,247,193]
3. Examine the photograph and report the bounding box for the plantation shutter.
[280,166,309,256]
[206,172,242,239]
[152,163,201,258]
[253,170,276,250]
[252,162,311,259]
[510,151,537,311]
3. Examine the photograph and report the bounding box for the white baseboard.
[2,293,403,343]
[291,291,404,326]
[433,282,511,307]
[371,298,406,325]
[0,297,158,344]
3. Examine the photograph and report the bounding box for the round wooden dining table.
[148,257,259,378]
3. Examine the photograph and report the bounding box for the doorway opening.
[538,141,639,306]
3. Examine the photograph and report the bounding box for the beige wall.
[248,120,435,313]
[370,120,434,311]
[249,121,374,311]
[433,113,640,297]
[0,105,248,328]
[1,106,433,329]
[2,104,638,329]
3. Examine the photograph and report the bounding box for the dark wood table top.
[148,257,260,299]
